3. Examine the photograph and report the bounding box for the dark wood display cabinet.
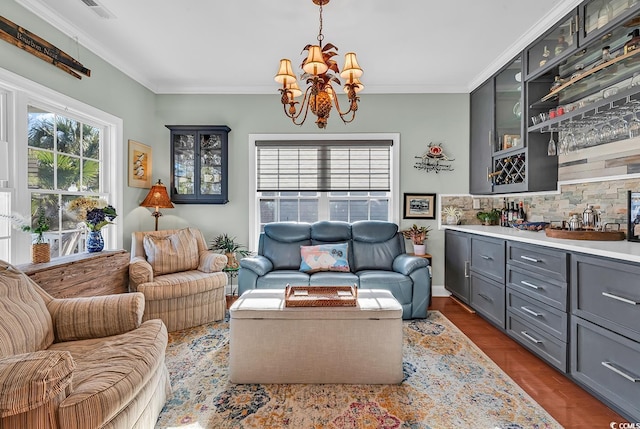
[166,125,231,204]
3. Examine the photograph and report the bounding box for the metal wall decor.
[414,142,454,173]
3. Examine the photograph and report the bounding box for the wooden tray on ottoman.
[284,285,358,307]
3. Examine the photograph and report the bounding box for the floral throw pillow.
[299,243,350,273]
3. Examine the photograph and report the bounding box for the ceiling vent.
[79,0,116,19]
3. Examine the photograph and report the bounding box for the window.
[0,68,122,264]
[26,105,106,259]
[249,134,400,247]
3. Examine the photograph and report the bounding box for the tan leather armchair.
[129,227,227,332]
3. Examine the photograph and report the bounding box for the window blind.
[256,140,392,192]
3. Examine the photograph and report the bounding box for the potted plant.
[400,224,432,255]
[476,209,501,226]
[442,206,463,225]
[211,233,252,269]
[67,197,118,253]
[2,205,51,263]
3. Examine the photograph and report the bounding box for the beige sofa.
[129,227,227,332]
[0,260,170,429]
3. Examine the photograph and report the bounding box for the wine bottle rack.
[492,153,526,186]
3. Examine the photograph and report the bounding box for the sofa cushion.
[263,223,311,270]
[137,270,227,300]
[358,270,413,305]
[309,271,359,286]
[299,243,350,273]
[256,271,310,289]
[351,221,404,272]
[143,228,199,275]
[0,263,54,357]
[50,320,168,429]
[0,350,75,417]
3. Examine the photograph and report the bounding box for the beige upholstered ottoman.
[229,288,403,384]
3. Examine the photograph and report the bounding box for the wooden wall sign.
[0,15,91,79]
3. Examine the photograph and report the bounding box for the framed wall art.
[128,140,152,188]
[403,193,436,219]
[628,190,640,242]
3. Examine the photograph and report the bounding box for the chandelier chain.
[317,1,324,44]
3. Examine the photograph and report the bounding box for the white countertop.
[443,225,640,264]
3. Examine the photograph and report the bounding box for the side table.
[223,267,240,308]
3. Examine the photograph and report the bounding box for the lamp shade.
[274,59,296,85]
[302,45,329,75]
[286,81,303,99]
[140,179,174,209]
[344,77,364,93]
[340,52,363,79]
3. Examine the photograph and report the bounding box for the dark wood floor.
[430,297,624,429]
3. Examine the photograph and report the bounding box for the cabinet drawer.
[507,288,567,341]
[507,266,567,311]
[470,236,505,283]
[507,242,567,282]
[572,254,640,343]
[507,313,567,372]
[470,274,505,328]
[572,317,640,422]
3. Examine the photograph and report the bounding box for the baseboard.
[432,284,450,297]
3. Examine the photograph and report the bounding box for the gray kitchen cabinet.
[469,80,494,194]
[571,253,640,421]
[470,235,506,328]
[444,230,471,303]
[506,241,569,372]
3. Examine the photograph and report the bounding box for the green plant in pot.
[476,209,501,226]
[400,224,432,255]
[211,233,252,269]
[2,205,51,263]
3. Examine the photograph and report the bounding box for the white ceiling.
[16,0,583,95]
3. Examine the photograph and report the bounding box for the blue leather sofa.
[238,220,431,319]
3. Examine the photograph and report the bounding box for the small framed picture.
[128,140,152,188]
[628,190,640,242]
[403,193,436,219]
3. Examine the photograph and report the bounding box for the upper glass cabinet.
[167,125,230,204]
[526,13,578,79]
[494,56,523,154]
[581,0,640,44]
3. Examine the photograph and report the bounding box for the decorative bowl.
[510,221,549,231]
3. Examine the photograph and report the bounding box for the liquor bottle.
[508,202,515,223]
[517,201,526,222]
[501,198,508,226]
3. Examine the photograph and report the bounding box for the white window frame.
[0,67,123,264]
[248,133,400,250]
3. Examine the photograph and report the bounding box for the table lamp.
[140,179,174,230]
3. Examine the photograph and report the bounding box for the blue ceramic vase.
[86,230,104,253]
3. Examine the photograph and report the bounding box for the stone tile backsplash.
[441,178,640,232]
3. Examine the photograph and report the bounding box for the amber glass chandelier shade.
[141,180,174,209]
[340,52,363,79]
[303,45,329,75]
[274,59,296,85]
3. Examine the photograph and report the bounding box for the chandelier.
[274,0,363,129]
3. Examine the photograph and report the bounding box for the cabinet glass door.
[582,0,640,43]
[173,131,196,197]
[526,13,578,78]
[494,56,523,154]
[200,132,223,196]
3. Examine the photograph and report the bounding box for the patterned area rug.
[156,311,561,428]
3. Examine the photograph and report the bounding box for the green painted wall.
[0,2,470,288]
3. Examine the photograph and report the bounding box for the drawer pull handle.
[520,280,541,290]
[481,255,493,260]
[520,306,542,317]
[602,292,639,306]
[478,293,492,302]
[520,331,542,344]
[601,361,640,383]
[520,255,540,263]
